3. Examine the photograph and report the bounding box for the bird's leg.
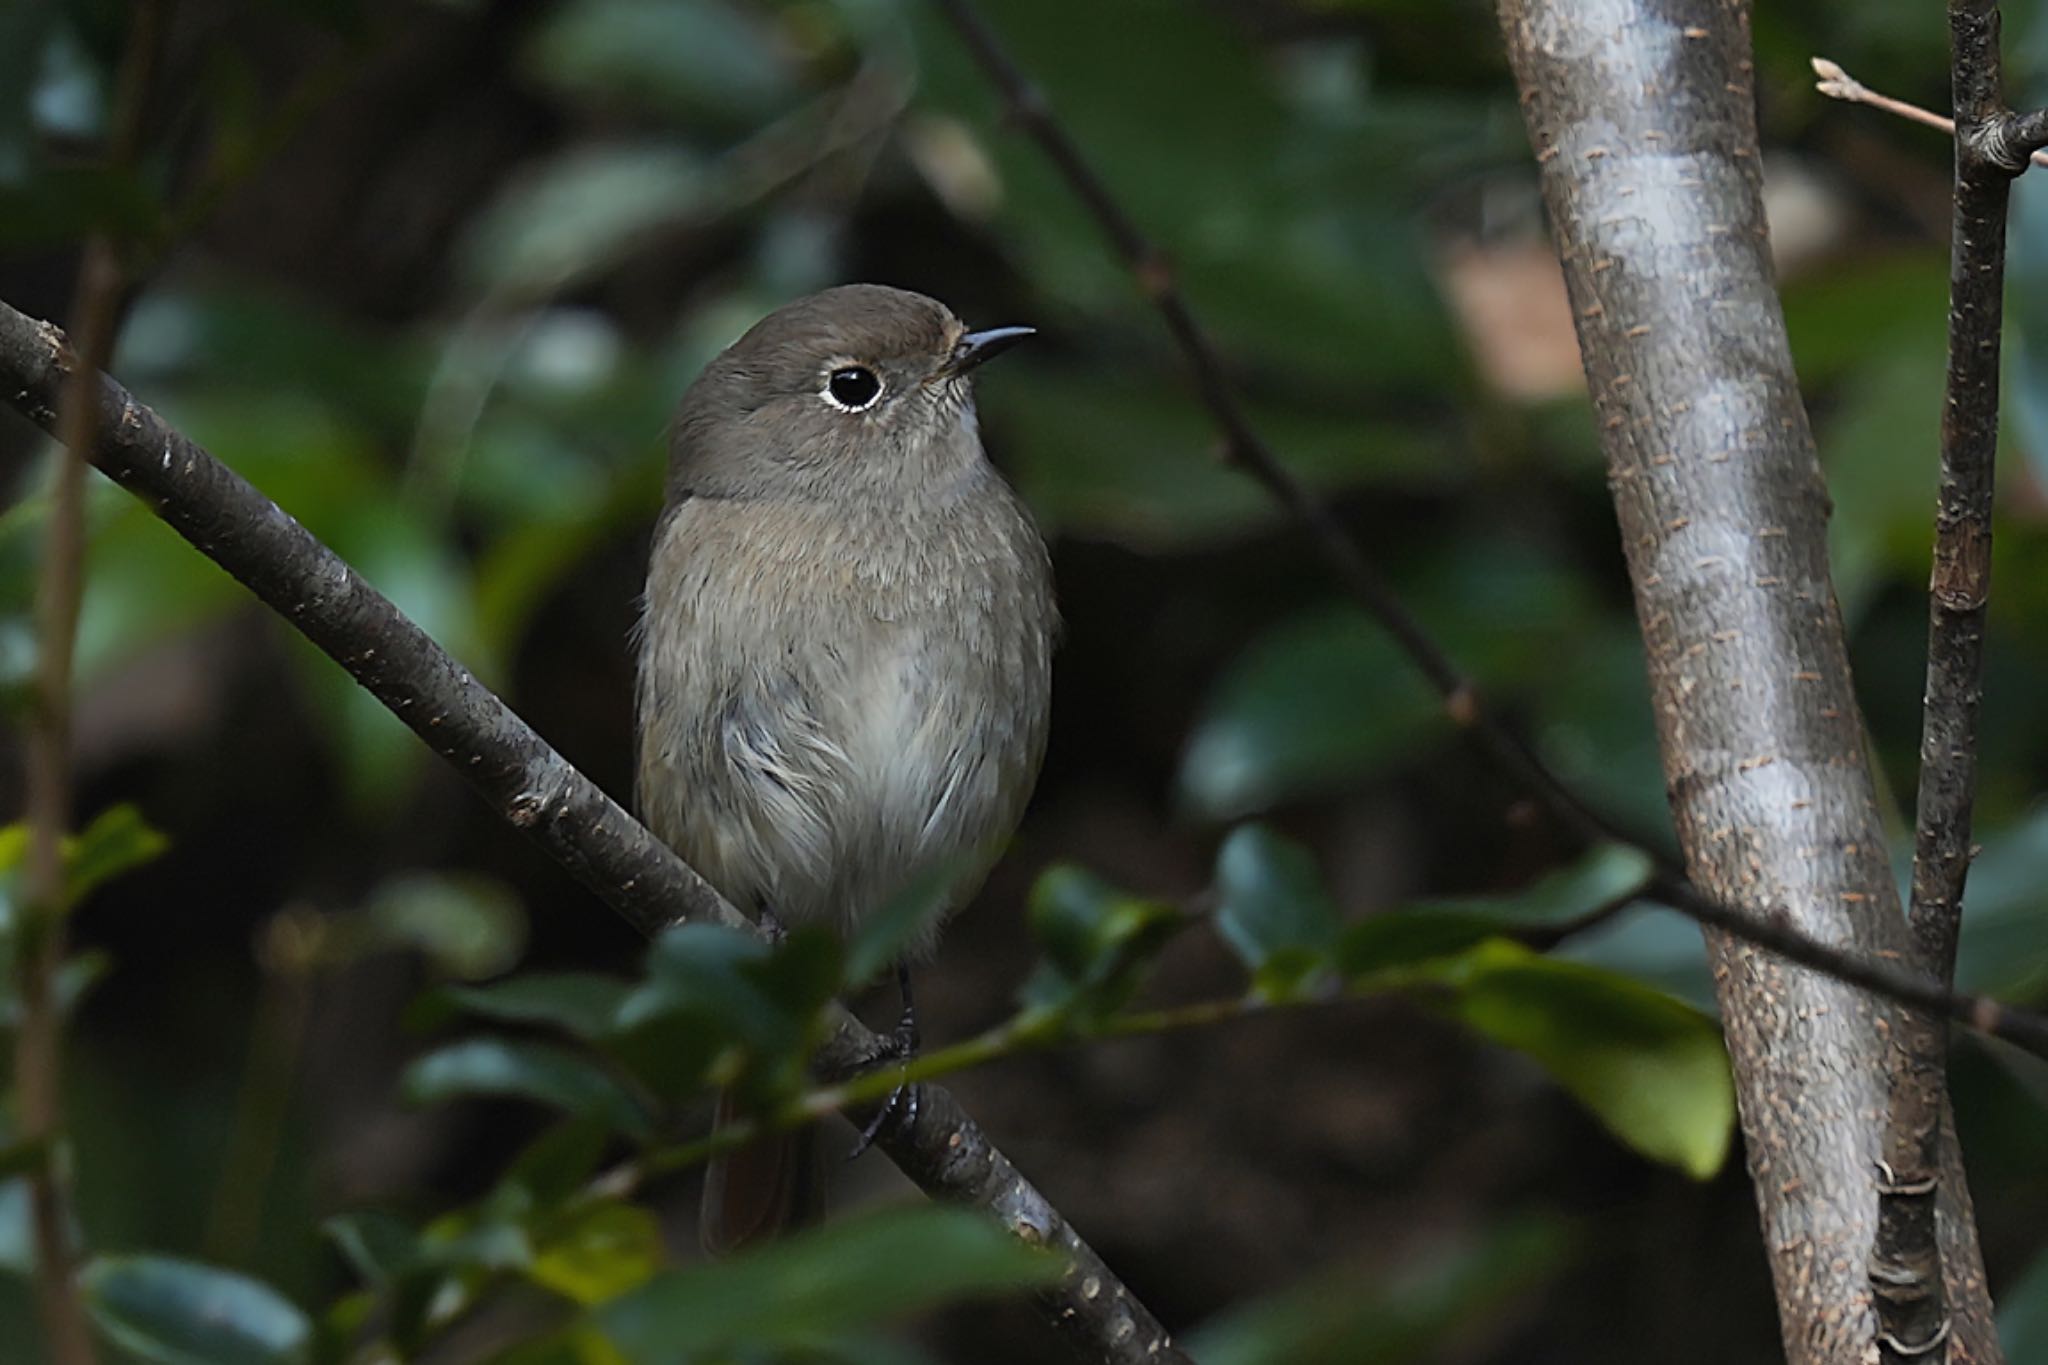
[757,901,787,946]
[848,962,921,1158]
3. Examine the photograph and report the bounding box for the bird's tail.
[699,1089,823,1255]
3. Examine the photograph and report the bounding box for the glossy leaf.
[524,0,795,123]
[323,1210,421,1289]
[0,1178,30,1274]
[1427,941,1735,1178]
[596,1206,1061,1361]
[1213,825,1340,998]
[625,922,836,1060]
[462,145,709,298]
[1342,844,1656,976]
[990,366,1456,550]
[358,872,528,980]
[63,804,170,908]
[1951,807,2048,1001]
[0,804,167,929]
[1179,544,1594,820]
[443,973,632,1042]
[1021,864,1183,1023]
[82,1255,311,1365]
[404,1039,653,1141]
[501,1119,617,1209]
[1998,1238,2048,1363]
[529,1202,663,1306]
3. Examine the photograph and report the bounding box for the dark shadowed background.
[4,0,2048,1361]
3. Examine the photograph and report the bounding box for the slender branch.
[1500,2,2000,1361]
[924,0,2048,1047]
[19,254,112,1365]
[1868,6,2042,1360]
[931,0,1659,870]
[19,6,166,1360]
[0,302,1190,1365]
[1812,55,2048,170]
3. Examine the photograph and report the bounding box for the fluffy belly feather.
[636,488,1053,949]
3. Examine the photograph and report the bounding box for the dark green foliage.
[4,0,2048,1361]
[80,1256,311,1365]
[596,1207,1062,1363]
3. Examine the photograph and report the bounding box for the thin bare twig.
[19,5,166,1360]
[1814,54,2048,171]
[931,0,1658,868]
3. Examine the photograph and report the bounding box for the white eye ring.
[822,364,885,412]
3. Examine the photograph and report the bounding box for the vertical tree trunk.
[1496,2,1999,1360]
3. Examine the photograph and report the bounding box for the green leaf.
[530,1202,663,1306]
[625,923,836,1062]
[1999,1238,2048,1362]
[0,805,168,928]
[992,366,1456,550]
[1021,864,1183,1023]
[1179,543,1594,820]
[1952,807,2048,1000]
[524,0,795,123]
[499,1119,618,1211]
[323,1210,420,1289]
[1426,941,1734,1179]
[358,872,528,980]
[63,804,169,908]
[1342,845,1656,976]
[462,145,709,298]
[1213,825,1340,997]
[1530,626,1671,836]
[443,973,632,1041]
[910,0,1465,397]
[0,1178,32,1274]
[1338,909,1522,979]
[596,1206,1061,1361]
[1188,1217,1568,1365]
[404,1039,652,1141]
[81,1255,311,1365]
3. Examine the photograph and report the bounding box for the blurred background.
[4,0,2048,1360]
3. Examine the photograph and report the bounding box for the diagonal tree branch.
[0,302,1190,1365]
[930,0,1644,864]
[921,0,2048,1073]
[1498,1,2000,1361]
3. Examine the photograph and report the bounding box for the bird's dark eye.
[826,366,883,411]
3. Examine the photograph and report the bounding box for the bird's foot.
[848,964,921,1159]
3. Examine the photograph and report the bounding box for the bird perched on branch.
[636,284,1056,1252]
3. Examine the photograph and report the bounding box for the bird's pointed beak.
[941,325,1036,379]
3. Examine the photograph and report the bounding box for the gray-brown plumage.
[635,284,1057,1251]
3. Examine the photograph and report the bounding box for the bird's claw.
[847,963,921,1160]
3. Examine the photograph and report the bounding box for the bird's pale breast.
[636,470,1054,950]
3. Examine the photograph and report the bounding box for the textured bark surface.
[1497,2,1998,1360]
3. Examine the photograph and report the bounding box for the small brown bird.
[635,284,1057,1251]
